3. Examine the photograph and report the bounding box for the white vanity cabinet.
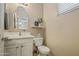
[21,42,33,56]
[5,44,20,56]
[4,38,33,56]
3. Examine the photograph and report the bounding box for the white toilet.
[34,38,50,56]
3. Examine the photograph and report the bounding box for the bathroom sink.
[6,34,34,39]
[3,32,34,39]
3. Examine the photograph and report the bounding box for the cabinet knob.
[21,45,24,48]
[16,47,19,48]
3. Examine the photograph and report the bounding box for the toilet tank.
[34,38,43,47]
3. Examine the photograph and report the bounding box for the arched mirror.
[14,6,29,30]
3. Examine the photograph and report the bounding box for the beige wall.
[43,3,79,56]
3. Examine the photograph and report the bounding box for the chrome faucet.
[19,29,26,36]
[19,31,21,36]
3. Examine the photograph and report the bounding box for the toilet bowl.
[38,46,50,56]
[34,38,50,56]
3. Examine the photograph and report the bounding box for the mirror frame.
[14,6,29,30]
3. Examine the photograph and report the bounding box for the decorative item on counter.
[34,21,39,26]
[38,18,43,26]
[38,18,43,23]
[34,18,43,27]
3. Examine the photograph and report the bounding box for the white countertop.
[6,35,34,39]
[3,32,34,39]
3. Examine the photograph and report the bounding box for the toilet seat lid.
[38,46,50,52]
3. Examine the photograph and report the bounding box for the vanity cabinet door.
[21,42,33,56]
[5,45,20,56]
[4,38,33,56]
